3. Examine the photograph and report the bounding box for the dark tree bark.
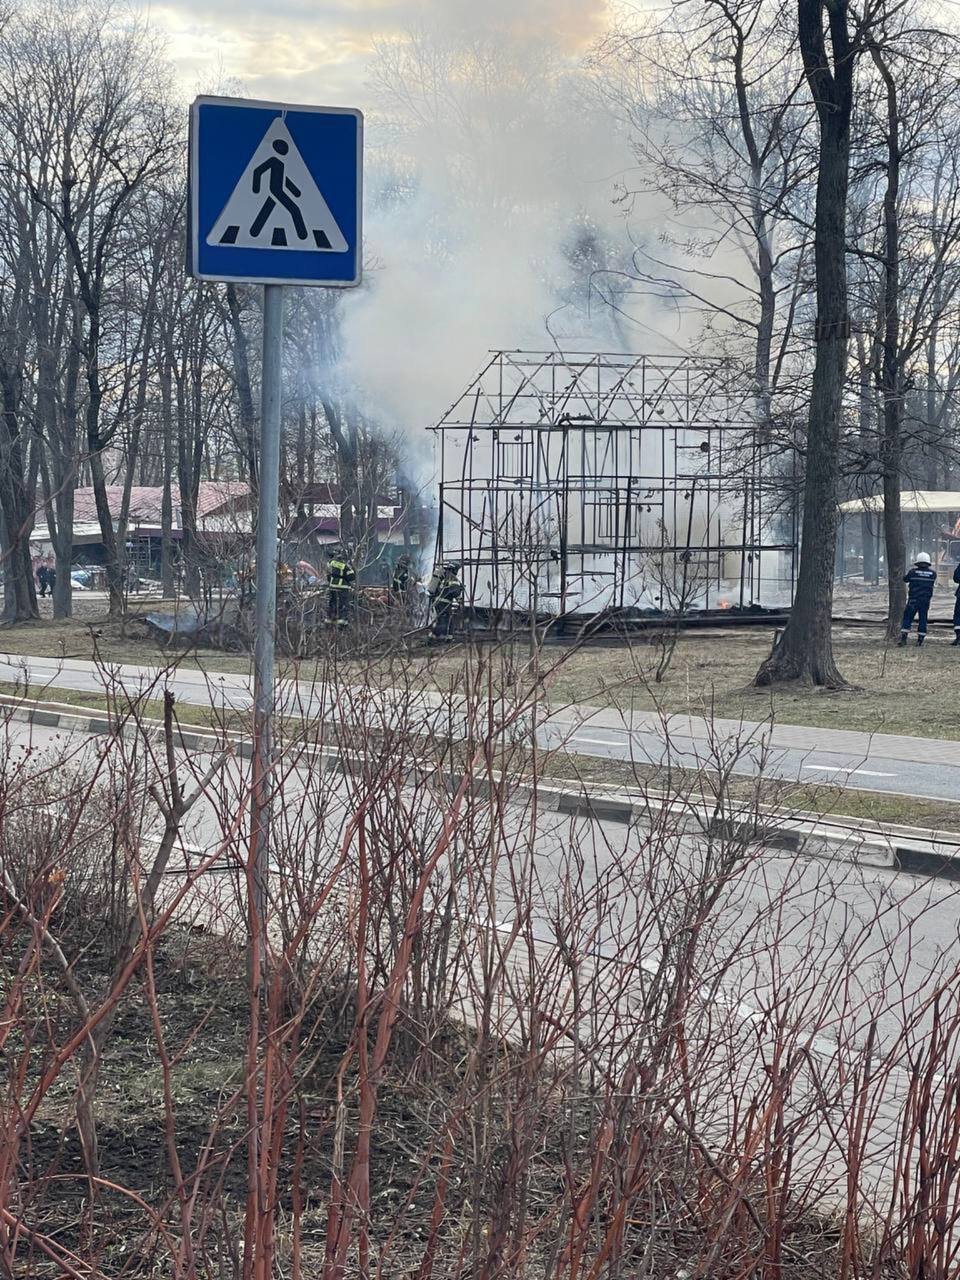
[755,0,856,687]
[53,194,126,619]
[159,355,176,598]
[118,232,165,577]
[862,513,878,582]
[869,45,907,639]
[854,334,880,583]
[0,302,39,625]
[925,329,941,490]
[727,10,777,419]
[37,307,78,620]
[225,285,258,488]
[32,248,81,620]
[53,161,127,619]
[321,394,359,543]
[177,331,205,603]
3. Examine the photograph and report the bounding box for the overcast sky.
[150,0,613,107]
[152,0,639,434]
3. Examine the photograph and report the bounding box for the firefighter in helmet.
[898,551,937,647]
[326,544,356,626]
[429,561,463,639]
[391,554,414,604]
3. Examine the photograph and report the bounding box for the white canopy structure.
[839,490,960,514]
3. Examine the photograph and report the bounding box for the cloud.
[152,2,373,102]
[153,0,610,103]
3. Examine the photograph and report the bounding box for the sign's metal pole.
[250,282,284,980]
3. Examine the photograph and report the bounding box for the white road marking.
[573,737,627,748]
[802,765,896,778]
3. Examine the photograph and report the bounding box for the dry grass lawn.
[382,624,960,741]
[534,625,957,738]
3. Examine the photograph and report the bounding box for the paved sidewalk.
[553,702,960,767]
[1,653,959,798]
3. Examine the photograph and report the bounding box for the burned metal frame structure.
[431,351,797,620]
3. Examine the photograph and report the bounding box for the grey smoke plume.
[336,3,638,443]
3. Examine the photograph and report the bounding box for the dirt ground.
[0,597,254,674]
[2,599,958,741]
[14,930,489,1274]
[8,922,849,1279]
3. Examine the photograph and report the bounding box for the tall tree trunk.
[225,285,258,488]
[862,514,878,584]
[322,396,359,545]
[37,333,77,620]
[881,408,905,634]
[731,25,776,421]
[871,46,906,639]
[40,448,76,621]
[924,156,947,491]
[756,0,855,687]
[118,293,158,569]
[83,306,123,616]
[0,374,39,624]
[925,319,941,490]
[855,335,879,584]
[176,347,203,602]
[159,359,176,598]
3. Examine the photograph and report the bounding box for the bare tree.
[0,247,39,623]
[3,3,178,616]
[860,21,960,633]
[593,0,813,422]
[755,0,857,687]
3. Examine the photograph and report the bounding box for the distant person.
[297,559,321,587]
[429,562,463,639]
[953,558,960,646]
[36,563,48,597]
[326,545,356,627]
[898,551,937,647]
[391,555,413,603]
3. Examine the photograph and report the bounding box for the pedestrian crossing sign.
[188,96,362,287]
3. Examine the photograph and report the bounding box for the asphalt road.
[1,652,958,803]
[539,718,960,803]
[10,712,960,1043]
[7,712,960,1196]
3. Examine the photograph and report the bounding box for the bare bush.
[2,641,960,1277]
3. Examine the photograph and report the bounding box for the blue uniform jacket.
[904,566,937,602]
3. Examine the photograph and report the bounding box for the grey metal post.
[251,282,284,974]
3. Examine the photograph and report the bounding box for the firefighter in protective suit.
[391,555,413,603]
[898,551,937,646]
[429,562,463,639]
[326,545,356,626]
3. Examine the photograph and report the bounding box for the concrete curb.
[3,693,959,880]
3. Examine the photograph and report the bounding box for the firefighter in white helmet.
[898,551,936,647]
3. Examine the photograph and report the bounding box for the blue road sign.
[189,95,362,288]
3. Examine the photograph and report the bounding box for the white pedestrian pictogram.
[206,116,348,252]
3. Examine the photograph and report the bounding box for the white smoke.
[335,3,644,446]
